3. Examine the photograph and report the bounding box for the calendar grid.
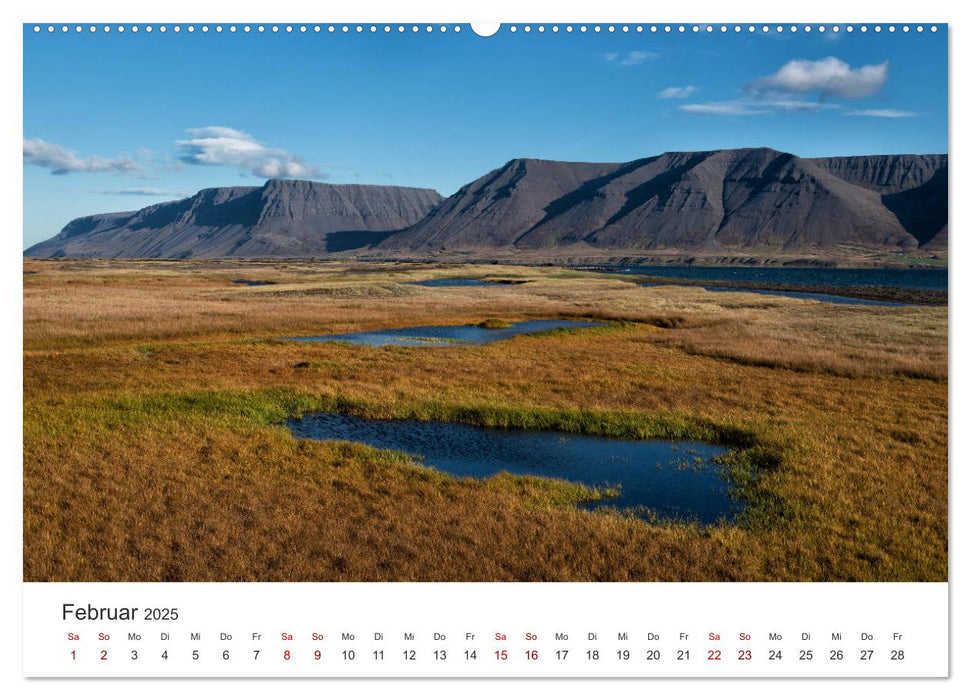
[24,582,948,678]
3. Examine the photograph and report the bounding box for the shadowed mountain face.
[26,149,947,259]
[380,148,948,255]
[25,180,444,259]
[810,154,948,250]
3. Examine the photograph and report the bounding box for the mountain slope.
[380,148,946,254]
[25,180,444,259]
[809,154,948,249]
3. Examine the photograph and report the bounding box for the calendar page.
[16,0,956,693]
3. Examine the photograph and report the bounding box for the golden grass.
[23,259,948,581]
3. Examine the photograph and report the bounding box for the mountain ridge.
[379,148,946,254]
[25,148,947,259]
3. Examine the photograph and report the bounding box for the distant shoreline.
[22,256,947,304]
[23,251,948,270]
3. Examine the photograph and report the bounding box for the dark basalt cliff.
[379,148,947,254]
[25,180,444,258]
[810,154,948,249]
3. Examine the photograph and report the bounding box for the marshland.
[22,259,947,582]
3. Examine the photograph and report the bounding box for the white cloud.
[680,102,769,116]
[176,127,321,179]
[748,57,889,98]
[605,50,657,66]
[682,57,905,118]
[680,97,846,116]
[185,126,248,140]
[761,99,843,113]
[23,138,143,175]
[621,50,656,66]
[658,86,698,99]
[99,188,190,197]
[846,109,917,118]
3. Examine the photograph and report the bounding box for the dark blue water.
[408,278,514,287]
[589,266,947,291]
[284,319,602,347]
[288,413,736,523]
[232,279,275,286]
[699,286,905,307]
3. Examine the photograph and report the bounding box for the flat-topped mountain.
[25,149,947,259]
[24,180,444,258]
[379,148,947,254]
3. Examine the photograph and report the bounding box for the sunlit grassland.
[23,259,947,581]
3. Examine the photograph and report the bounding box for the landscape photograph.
[23,23,947,582]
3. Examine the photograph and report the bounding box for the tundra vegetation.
[23,259,947,582]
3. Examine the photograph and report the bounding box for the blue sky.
[23,24,947,247]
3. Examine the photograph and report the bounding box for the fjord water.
[288,413,736,523]
[592,265,948,290]
[408,278,514,287]
[285,319,602,347]
[231,279,275,286]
